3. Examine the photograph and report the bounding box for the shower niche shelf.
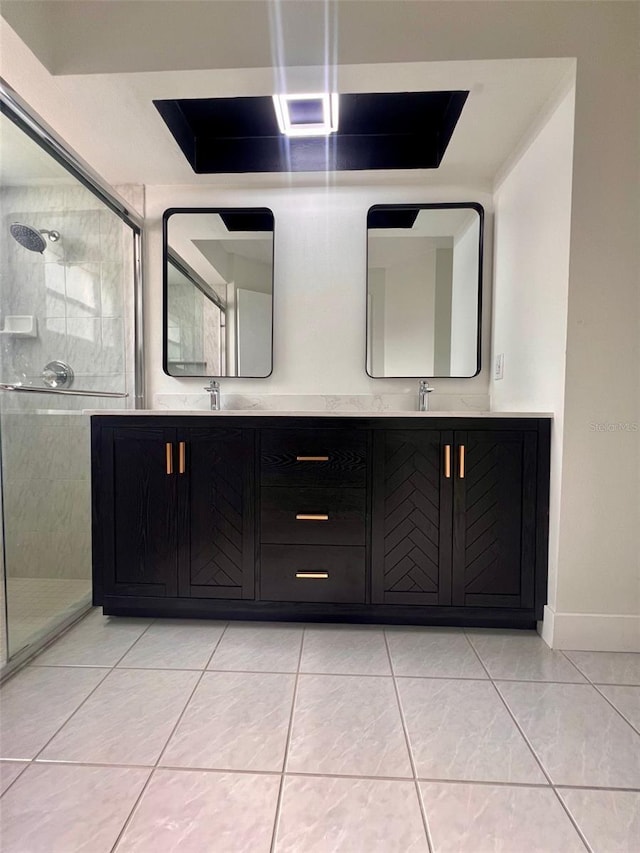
[0,316,37,337]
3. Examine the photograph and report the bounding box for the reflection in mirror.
[366,204,483,378]
[163,208,274,377]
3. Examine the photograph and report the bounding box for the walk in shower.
[0,88,142,669]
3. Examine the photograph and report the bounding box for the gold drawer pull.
[296,455,329,462]
[296,572,329,579]
[165,442,173,475]
[459,444,465,479]
[296,514,329,521]
[178,441,186,475]
[444,444,451,479]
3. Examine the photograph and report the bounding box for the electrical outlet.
[494,353,504,380]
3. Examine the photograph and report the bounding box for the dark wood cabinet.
[371,429,452,606]
[92,415,550,628]
[177,427,255,600]
[93,422,254,604]
[371,427,539,612]
[95,424,179,599]
[451,430,537,610]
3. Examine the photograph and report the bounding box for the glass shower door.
[0,99,140,666]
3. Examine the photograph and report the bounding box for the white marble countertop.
[86,409,553,418]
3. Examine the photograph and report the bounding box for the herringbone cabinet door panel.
[452,431,533,608]
[372,431,451,605]
[181,429,253,599]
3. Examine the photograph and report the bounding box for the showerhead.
[10,223,60,253]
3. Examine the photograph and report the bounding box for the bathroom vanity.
[91,412,550,628]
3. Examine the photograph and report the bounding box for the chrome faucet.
[418,380,433,412]
[204,379,221,411]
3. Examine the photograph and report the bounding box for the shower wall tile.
[66,317,101,373]
[99,209,125,260]
[65,263,101,318]
[4,528,91,580]
[44,262,67,318]
[100,262,124,317]
[101,318,125,374]
[10,318,67,384]
[60,211,101,263]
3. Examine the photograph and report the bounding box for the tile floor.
[1,610,639,852]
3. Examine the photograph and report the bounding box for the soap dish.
[0,315,38,337]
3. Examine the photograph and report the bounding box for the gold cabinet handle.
[295,514,329,521]
[459,444,465,479]
[165,442,173,475]
[296,455,329,462]
[444,444,451,479]
[178,441,186,475]
[295,572,329,579]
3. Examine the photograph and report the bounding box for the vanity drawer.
[261,487,366,546]
[261,429,367,487]
[260,545,365,603]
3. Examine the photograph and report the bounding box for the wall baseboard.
[539,606,640,651]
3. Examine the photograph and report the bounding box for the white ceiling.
[0,2,575,189]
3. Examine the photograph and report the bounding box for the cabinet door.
[452,430,537,608]
[372,429,452,605]
[100,425,178,597]
[178,427,255,599]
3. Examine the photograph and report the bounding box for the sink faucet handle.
[420,379,433,391]
[204,379,220,391]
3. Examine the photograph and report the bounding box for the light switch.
[494,353,504,380]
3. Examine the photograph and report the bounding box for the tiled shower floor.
[0,610,638,852]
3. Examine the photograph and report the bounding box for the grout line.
[268,625,305,853]
[109,621,230,852]
[383,629,434,853]
[463,635,593,852]
[0,760,31,798]
[20,617,159,774]
[590,683,640,736]
[557,651,640,737]
[29,666,115,763]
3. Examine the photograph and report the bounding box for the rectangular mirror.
[366,203,483,378]
[163,208,274,377]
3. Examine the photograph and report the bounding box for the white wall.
[491,85,575,633]
[145,185,493,406]
[450,220,480,376]
[2,2,638,651]
[383,249,436,376]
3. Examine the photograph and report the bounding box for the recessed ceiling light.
[272,93,339,137]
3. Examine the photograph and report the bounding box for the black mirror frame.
[162,206,275,379]
[365,201,484,380]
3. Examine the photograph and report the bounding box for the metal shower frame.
[0,78,145,408]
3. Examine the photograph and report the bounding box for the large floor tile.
[466,630,586,682]
[300,626,391,675]
[40,668,199,765]
[287,674,412,777]
[0,665,106,759]
[115,769,279,852]
[35,609,152,667]
[398,678,545,783]
[564,651,640,685]
[0,762,149,853]
[208,623,303,672]
[117,620,226,670]
[160,671,295,771]
[598,684,640,731]
[558,788,640,853]
[0,761,29,794]
[420,782,586,853]
[275,775,428,852]
[498,681,640,787]
[386,628,487,679]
